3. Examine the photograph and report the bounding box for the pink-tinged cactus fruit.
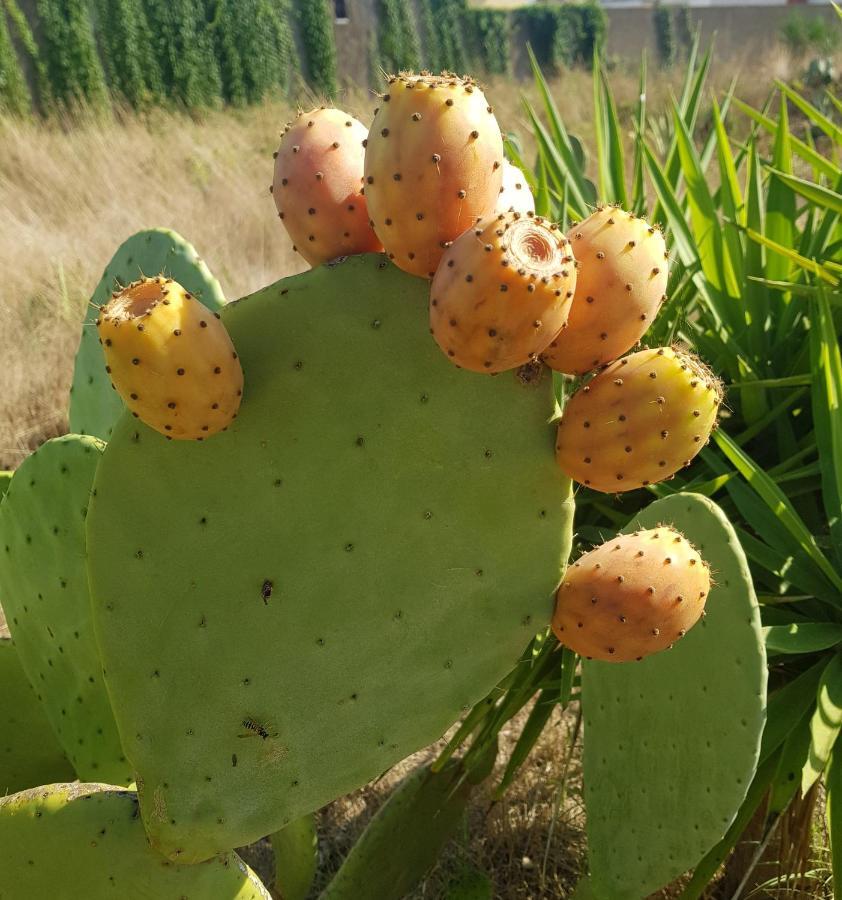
[430,211,576,373]
[552,527,710,662]
[363,72,504,279]
[543,206,668,375]
[272,108,383,266]
[496,161,534,215]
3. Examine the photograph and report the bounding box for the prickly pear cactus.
[0,783,270,898]
[582,493,766,899]
[0,471,11,499]
[87,254,574,862]
[0,435,131,785]
[69,229,226,441]
[0,636,74,795]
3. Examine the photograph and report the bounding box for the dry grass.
[0,51,798,468]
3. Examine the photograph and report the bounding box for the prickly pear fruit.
[496,160,534,214]
[0,783,270,898]
[430,212,576,373]
[272,108,383,266]
[97,276,243,441]
[555,346,722,492]
[69,228,226,442]
[552,527,710,661]
[364,73,504,278]
[543,206,668,375]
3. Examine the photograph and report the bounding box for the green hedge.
[515,1,606,72]
[36,0,108,107]
[653,1,676,67]
[95,0,163,108]
[0,5,28,114]
[430,0,470,73]
[296,0,337,97]
[210,0,296,105]
[466,9,510,75]
[143,0,221,107]
[378,0,421,73]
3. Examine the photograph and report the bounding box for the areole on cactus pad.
[86,254,574,862]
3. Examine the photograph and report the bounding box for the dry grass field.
[1,49,826,898]
[0,52,797,470]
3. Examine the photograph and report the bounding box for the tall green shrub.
[36,0,108,107]
[516,3,605,71]
[377,0,421,73]
[0,5,30,114]
[653,1,675,67]
[296,0,337,96]
[416,0,441,70]
[95,0,163,108]
[210,0,295,105]
[578,0,606,60]
[674,4,692,57]
[467,9,509,75]
[142,0,221,107]
[430,0,469,73]
[4,0,50,111]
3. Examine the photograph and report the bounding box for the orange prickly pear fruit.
[555,346,722,492]
[430,211,577,373]
[363,72,505,278]
[552,527,711,662]
[97,277,243,441]
[543,206,668,375]
[496,160,534,214]
[272,107,383,266]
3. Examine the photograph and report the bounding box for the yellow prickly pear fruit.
[97,277,243,441]
[430,211,576,373]
[552,527,711,662]
[272,107,383,266]
[555,346,722,492]
[496,160,534,214]
[543,206,668,375]
[364,72,505,279]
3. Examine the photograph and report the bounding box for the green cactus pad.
[0,637,75,795]
[69,228,226,441]
[0,783,270,898]
[0,472,11,500]
[0,435,132,785]
[87,254,574,862]
[582,493,766,899]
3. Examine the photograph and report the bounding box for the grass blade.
[732,97,840,180]
[803,652,842,793]
[767,169,842,217]
[714,429,842,593]
[810,290,842,567]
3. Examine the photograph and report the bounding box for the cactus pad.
[69,229,226,441]
[87,254,573,862]
[0,435,131,785]
[0,783,270,898]
[0,637,74,795]
[582,493,766,899]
